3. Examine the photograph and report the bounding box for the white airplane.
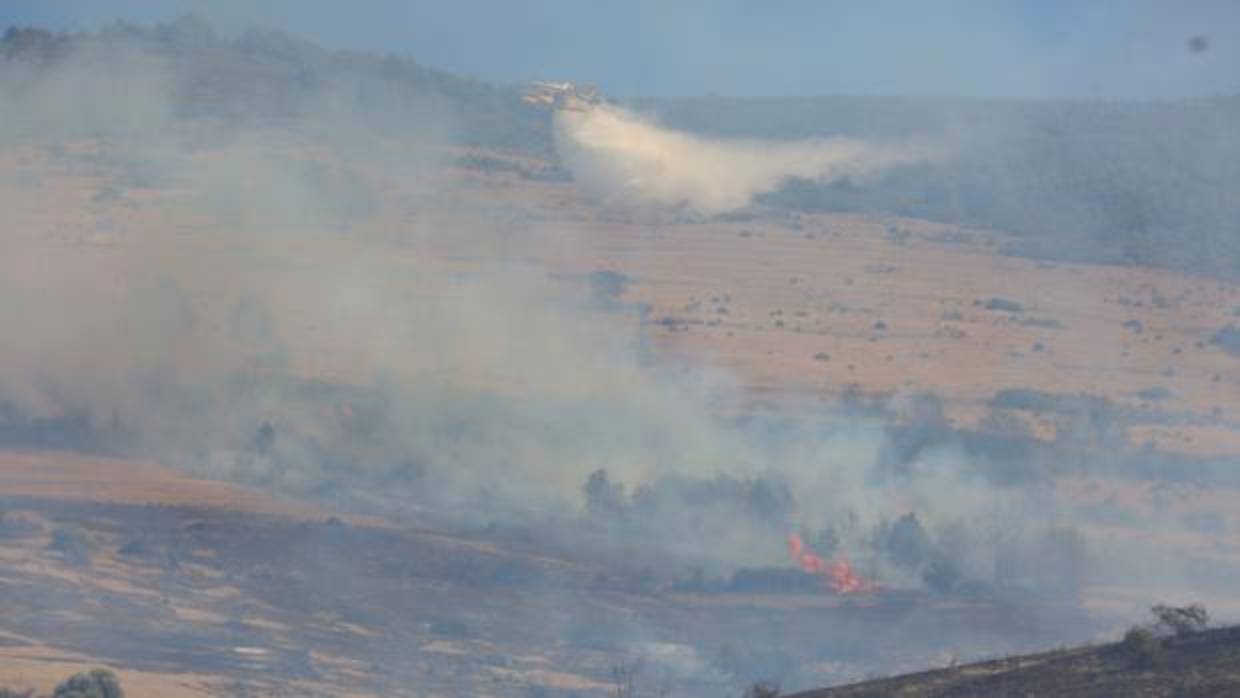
[522,81,602,112]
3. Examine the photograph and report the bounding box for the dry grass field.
[2,130,1239,695]
[6,139,1237,439]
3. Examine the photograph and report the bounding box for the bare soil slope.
[789,626,1240,698]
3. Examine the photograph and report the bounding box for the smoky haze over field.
[1,13,1239,695]
[0,18,1105,586]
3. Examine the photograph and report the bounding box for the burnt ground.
[0,491,1097,697]
[789,625,1240,698]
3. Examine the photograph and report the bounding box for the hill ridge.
[790,624,1240,698]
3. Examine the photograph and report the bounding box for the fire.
[787,533,877,594]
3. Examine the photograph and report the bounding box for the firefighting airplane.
[521,81,602,112]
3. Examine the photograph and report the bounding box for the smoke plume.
[553,102,938,216]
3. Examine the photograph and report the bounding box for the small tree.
[1151,603,1208,637]
[884,512,932,570]
[52,669,123,698]
[584,469,627,518]
[1122,626,1162,669]
[743,681,780,698]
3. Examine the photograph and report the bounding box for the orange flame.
[787,533,876,594]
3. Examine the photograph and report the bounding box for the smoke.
[0,26,754,523]
[2,23,1233,667]
[0,36,173,143]
[553,102,939,216]
[0,22,1105,583]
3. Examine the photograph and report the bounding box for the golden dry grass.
[5,138,1238,446]
[0,643,218,698]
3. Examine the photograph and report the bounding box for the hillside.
[6,17,1240,278]
[1,116,1238,695]
[1,17,552,155]
[0,450,1100,697]
[789,625,1240,698]
[1,15,1239,698]
[639,95,1240,279]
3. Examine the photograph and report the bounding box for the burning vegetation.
[787,534,876,595]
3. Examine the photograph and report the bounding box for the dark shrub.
[1152,603,1208,636]
[52,669,123,698]
[583,469,627,518]
[983,297,1024,313]
[116,539,148,557]
[744,681,781,698]
[1017,316,1063,329]
[1136,386,1173,401]
[1122,626,1162,669]
[884,513,933,570]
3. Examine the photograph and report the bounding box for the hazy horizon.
[3,0,1238,101]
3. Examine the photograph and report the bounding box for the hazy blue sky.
[3,1,1237,99]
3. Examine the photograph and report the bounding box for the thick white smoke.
[554,103,939,216]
